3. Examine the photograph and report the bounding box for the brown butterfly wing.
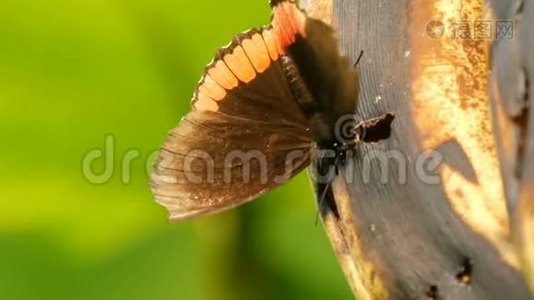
[151,27,313,221]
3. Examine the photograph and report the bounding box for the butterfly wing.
[151,24,313,221]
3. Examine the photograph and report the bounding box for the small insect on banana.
[151,0,390,221]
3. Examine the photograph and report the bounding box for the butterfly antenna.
[353,50,364,67]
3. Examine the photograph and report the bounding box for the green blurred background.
[0,0,351,299]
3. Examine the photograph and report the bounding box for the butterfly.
[151,0,372,221]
